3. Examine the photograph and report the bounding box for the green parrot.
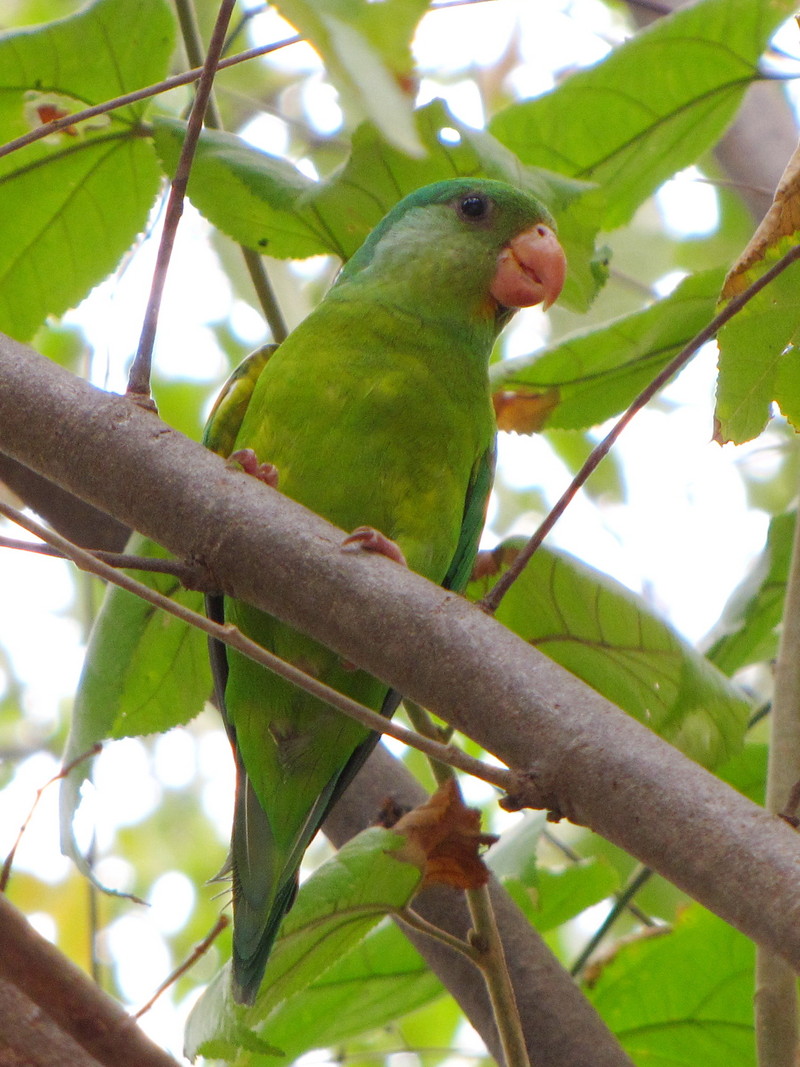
[204,178,566,1004]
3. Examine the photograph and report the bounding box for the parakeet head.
[335,178,566,328]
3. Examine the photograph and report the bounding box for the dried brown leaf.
[493,387,561,434]
[723,137,800,298]
[392,778,497,889]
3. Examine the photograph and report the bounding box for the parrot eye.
[457,194,490,221]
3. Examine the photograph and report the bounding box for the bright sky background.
[1,0,798,1058]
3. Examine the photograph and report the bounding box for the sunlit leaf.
[486,813,620,931]
[716,743,767,806]
[588,906,755,1064]
[499,859,620,933]
[0,0,174,339]
[468,540,751,768]
[273,0,427,156]
[716,258,800,443]
[60,535,210,880]
[723,140,800,298]
[240,920,442,1063]
[185,827,423,1063]
[705,511,794,676]
[153,100,601,311]
[485,811,545,885]
[490,269,725,431]
[491,0,793,229]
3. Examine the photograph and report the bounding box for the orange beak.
[490,224,567,311]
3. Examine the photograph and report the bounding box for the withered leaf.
[722,137,800,298]
[392,778,497,890]
[493,387,561,434]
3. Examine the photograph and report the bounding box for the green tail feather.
[230,768,298,1004]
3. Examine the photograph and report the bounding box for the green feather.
[206,178,559,1003]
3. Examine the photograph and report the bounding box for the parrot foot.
[342,526,407,566]
[228,448,279,488]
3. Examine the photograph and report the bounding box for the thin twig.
[0,498,516,795]
[128,0,237,399]
[0,36,301,162]
[0,744,102,893]
[570,865,654,978]
[174,0,288,341]
[133,915,229,1018]
[0,534,209,583]
[480,241,800,615]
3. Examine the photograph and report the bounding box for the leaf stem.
[405,712,531,1065]
[241,246,289,343]
[404,701,456,787]
[395,907,479,960]
[466,884,532,1067]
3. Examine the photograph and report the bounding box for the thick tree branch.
[0,895,180,1067]
[0,453,129,551]
[2,339,800,974]
[0,978,104,1066]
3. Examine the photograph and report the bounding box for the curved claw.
[228,448,279,488]
[342,526,407,566]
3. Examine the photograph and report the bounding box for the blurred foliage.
[2,0,800,1064]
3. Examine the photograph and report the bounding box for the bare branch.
[129,0,237,398]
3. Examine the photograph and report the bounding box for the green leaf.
[248,921,443,1062]
[706,512,794,676]
[0,0,174,340]
[486,813,619,931]
[60,535,209,880]
[153,99,601,311]
[152,375,217,443]
[468,540,751,768]
[491,269,725,432]
[716,258,800,443]
[588,907,754,1065]
[490,0,792,229]
[506,862,620,934]
[716,743,767,806]
[273,0,427,157]
[185,827,424,1063]
[485,811,545,885]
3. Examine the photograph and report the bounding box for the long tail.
[230,761,298,1004]
[205,595,295,1005]
[207,593,402,1004]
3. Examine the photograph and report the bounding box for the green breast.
[234,299,496,584]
